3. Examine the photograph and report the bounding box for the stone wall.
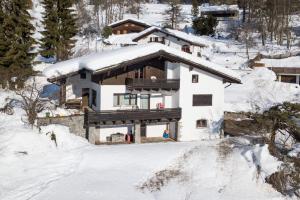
[37,115,86,138]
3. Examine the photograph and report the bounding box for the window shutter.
[193,95,212,106]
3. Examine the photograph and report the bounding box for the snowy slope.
[225,68,300,112]
[27,140,286,200]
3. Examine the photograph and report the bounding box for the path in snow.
[31,141,284,200]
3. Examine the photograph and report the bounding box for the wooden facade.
[109,19,150,35]
[126,78,180,91]
[91,58,166,85]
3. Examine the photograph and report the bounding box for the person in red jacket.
[125,131,133,143]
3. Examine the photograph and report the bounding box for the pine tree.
[191,0,199,19]
[40,0,59,59]
[40,0,77,62]
[165,0,183,29]
[0,5,10,68]
[0,0,36,88]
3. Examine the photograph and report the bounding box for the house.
[257,56,300,85]
[131,26,207,57]
[108,18,151,35]
[104,26,207,55]
[200,4,239,21]
[43,43,240,144]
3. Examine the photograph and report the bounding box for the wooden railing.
[84,108,182,127]
[125,78,180,91]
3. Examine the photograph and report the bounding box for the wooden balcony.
[125,78,180,91]
[84,108,182,127]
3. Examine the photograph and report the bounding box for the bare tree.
[165,0,183,29]
[15,79,48,127]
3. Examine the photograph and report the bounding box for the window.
[182,45,191,53]
[92,90,97,106]
[80,72,86,79]
[113,94,137,106]
[149,37,165,44]
[193,94,212,106]
[197,52,201,57]
[135,68,144,79]
[192,74,198,83]
[196,119,207,128]
[281,75,297,84]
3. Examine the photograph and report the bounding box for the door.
[140,94,150,109]
[141,123,146,137]
[82,88,90,108]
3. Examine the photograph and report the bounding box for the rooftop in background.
[43,43,240,83]
[200,4,239,12]
[132,26,207,47]
[200,4,239,20]
[261,56,300,68]
[108,18,152,35]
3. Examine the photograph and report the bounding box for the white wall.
[100,85,128,110]
[146,124,167,137]
[177,63,225,141]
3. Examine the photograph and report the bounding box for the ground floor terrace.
[84,108,182,144]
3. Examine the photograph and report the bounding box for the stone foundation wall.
[37,115,85,138]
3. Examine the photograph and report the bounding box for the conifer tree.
[0,0,36,87]
[165,0,183,29]
[40,0,77,62]
[0,5,10,68]
[191,0,199,19]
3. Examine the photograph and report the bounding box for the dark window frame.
[80,71,86,79]
[113,93,137,106]
[182,45,191,53]
[196,119,208,128]
[192,74,199,83]
[92,89,97,106]
[193,94,212,106]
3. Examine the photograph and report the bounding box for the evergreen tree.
[0,4,10,68]
[0,0,36,88]
[165,0,183,29]
[191,0,199,19]
[192,15,218,35]
[40,0,59,59]
[40,0,77,62]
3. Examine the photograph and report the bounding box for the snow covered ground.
[225,68,300,112]
[2,139,285,200]
[1,2,300,200]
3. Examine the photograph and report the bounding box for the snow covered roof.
[104,33,138,45]
[132,26,206,47]
[108,18,152,28]
[261,56,300,68]
[43,43,241,83]
[200,4,239,12]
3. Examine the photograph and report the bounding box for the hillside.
[0,1,300,200]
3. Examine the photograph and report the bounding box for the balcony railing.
[125,78,180,91]
[84,108,182,127]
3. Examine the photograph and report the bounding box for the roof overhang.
[48,50,240,84]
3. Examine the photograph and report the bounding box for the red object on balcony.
[157,103,165,109]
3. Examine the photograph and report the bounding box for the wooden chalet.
[108,18,151,35]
